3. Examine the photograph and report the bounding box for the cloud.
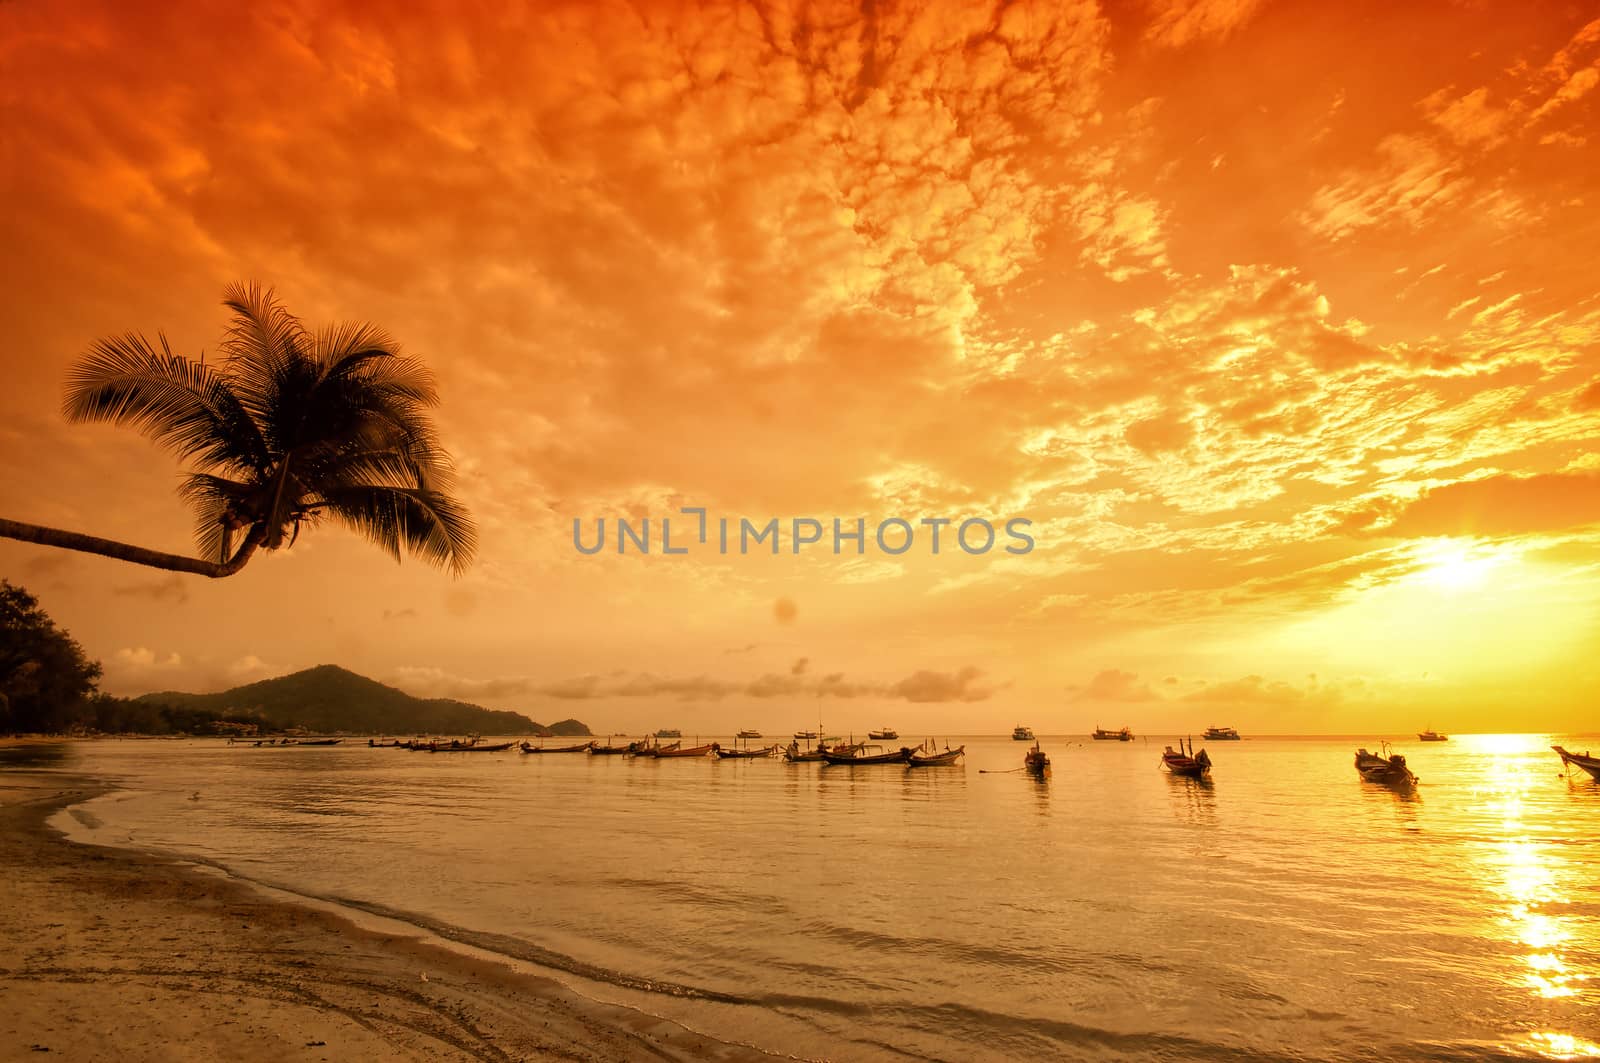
[888,666,998,703]
[112,575,189,605]
[1144,0,1268,48]
[1380,472,1600,539]
[111,647,183,670]
[1072,668,1159,702]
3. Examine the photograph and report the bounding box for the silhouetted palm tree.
[0,283,476,577]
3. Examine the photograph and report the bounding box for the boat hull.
[655,744,715,758]
[1355,748,1417,787]
[714,744,777,759]
[822,748,912,765]
[908,746,965,767]
[1554,746,1600,781]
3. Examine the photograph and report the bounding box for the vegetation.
[139,665,581,736]
[0,283,476,578]
[0,583,587,737]
[0,580,102,732]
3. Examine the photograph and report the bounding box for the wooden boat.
[1160,738,1211,778]
[1355,743,1417,786]
[630,740,678,758]
[821,744,911,765]
[655,743,715,758]
[1012,725,1034,741]
[519,740,594,754]
[783,741,826,762]
[736,729,763,739]
[1418,729,1448,742]
[908,744,965,767]
[1202,726,1240,741]
[427,740,514,753]
[868,727,899,741]
[1024,740,1049,776]
[1091,726,1133,742]
[713,743,778,759]
[1554,746,1600,781]
[588,742,632,755]
[793,729,820,741]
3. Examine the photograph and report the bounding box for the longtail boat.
[285,737,342,746]
[630,740,679,758]
[1024,740,1050,776]
[713,743,778,759]
[783,742,826,762]
[520,740,594,754]
[655,743,715,758]
[908,744,965,767]
[1355,743,1417,787]
[429,740,515,753]
[1160,737,1211,778]
[1554,746,1600,781]
[821,744,912,765]
[588,742,632,755]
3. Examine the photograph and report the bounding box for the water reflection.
[0,742,73,769]
[1164,774,1216,826]
[1469,746,1590,1012]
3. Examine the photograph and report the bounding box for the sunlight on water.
[1527,1031,1600,1060]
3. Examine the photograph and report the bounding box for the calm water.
[27,734,1600,1061]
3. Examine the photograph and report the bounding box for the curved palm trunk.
[0,518,263,578]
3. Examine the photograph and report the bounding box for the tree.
[0,283,476,577]
[0,580,101,733]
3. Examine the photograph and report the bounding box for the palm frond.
[177,472,260,561]
[219,283,313,452]
[63,333,269,472]
[314,483,477,575]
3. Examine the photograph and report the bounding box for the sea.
[14,733,1600,1061]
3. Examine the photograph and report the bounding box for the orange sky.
[2,0,1598,734]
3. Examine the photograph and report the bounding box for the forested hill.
[139,664,590,736]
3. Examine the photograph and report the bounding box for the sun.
[1413,539,1507,591]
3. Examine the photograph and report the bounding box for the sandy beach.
[0,769,776,1062]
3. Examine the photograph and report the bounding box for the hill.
[138,665,590,737]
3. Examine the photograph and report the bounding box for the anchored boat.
[908,743,965,767]
[1355,743,1417,787]
[821,743,912,765]
[1011,725,1034,741]
[1024,740,1050,776]
[1554,746,1600,781]
[1092,726,1133,742]
[1160,737,1212,778]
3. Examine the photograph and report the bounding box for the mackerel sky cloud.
[2,1,1597,732]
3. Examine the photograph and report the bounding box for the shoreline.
[0,770,781,1062]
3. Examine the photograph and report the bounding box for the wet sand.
[0,771,775,1062]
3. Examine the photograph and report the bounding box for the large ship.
[1203,726,1241,741]
[655,728,683,739]
[1012,725,1035,741]
[1091,726,1134,742]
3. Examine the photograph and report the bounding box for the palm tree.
[0,283,476,578]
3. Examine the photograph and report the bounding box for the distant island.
[136,665,590,738]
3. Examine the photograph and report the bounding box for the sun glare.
[1414,540,1508,591]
